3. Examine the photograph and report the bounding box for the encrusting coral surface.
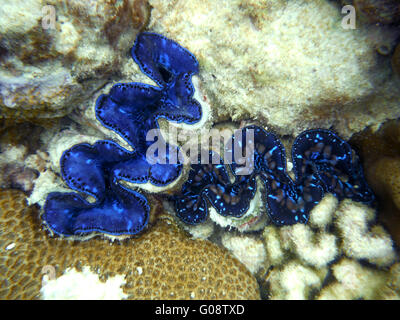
[148,0,400,138]
[0,0,150,121]
[0,189,260,300]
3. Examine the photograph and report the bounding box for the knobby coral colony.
[43,32,375,237]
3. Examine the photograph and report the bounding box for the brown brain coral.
[368,157,400,210]
[350,120,400,246]
[0,189,260,300]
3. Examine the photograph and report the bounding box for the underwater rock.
[350,120,400,246]
[0,189,260,300]
[366,156,400,246]
[0,0,150,121]
[359,24,400,56]
[0,163,38,193]
[368,157,400,211]
[149,0,400,138]
[0,124,45,193]
[352,0,400,25]
[393,43,400,76]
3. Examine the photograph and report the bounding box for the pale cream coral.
[0,145,28,163]
[221,233,266,274]
[262,225,285,266]
[41,267,128,300]
[0,0,43,35]
[317,259,388,300]
[268,262,324,300]
[180,220,215,240]
[335,200,396,267]
[0,0,150,120]
[262,195,398,300]
[148,0,400,138]
[268,218,338,270]
[379,263,400,300]
[309,193,338,228]
[284,224,338,269]
[27,170,71,207]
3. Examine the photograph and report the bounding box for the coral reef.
[368,158,400,210]
[148,0,400,138]
[174,125,374,228]
[0,0,150,121]
[261,195,398,299]
[1,0,399,302]
[0,189,260,300]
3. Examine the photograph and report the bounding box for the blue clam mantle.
[43,33,375,236]
[43,33,201,236]
[174,126,375,226]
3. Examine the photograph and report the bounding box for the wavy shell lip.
[42,32,202,237]
[41,31,374,235]
[174,126,375,227]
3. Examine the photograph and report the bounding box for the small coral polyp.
[174,126,375,226]
[43,32,375,237]
[43,33,202,236]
